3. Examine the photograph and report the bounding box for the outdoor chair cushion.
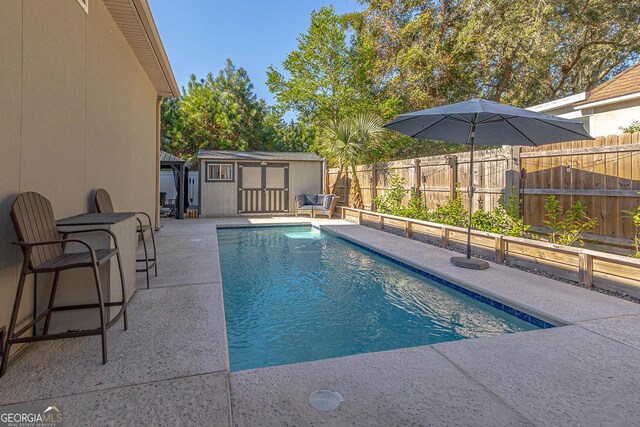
[322,194,334,209]
[304,194,318,205]
[298,205,315,210]
[295,195,306,208]
[317,194,326,206]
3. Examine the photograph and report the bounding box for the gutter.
[575,92,640,110]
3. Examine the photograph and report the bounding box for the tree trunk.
[331,166,344,196]
[350,165,364,209]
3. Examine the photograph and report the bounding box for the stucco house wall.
[586,100,640,137]
[528,63,640,137]
[0,1,174,352]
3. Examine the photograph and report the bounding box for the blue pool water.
[218,226,541,371]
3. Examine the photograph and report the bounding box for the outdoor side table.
[44,212,138,333]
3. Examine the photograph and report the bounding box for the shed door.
[237,162,289,213]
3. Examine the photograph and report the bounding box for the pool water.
[218,226,540,371]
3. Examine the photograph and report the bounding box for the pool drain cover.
[309,390,344,411]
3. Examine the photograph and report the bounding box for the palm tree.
[320,114,384,209]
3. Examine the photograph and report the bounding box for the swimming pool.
[218,226,550,371]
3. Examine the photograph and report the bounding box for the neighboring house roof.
[103,0,179,97]
[160,151,185,164]
[527,92,588,114]
[575,62,640,107]
[198,150,324,162]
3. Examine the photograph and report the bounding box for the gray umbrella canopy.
[384,98,592,146]
[384,98,593,269]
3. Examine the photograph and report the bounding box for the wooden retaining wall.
[338,206,640,298]
[327,133,640,241]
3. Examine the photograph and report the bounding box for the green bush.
[374,179,529,237]
[403,189,430,221]
[471,204,528,237]
[623,199,640,258]
[373,174,406,216]
[504,186,521,220]
[543,195,598,246]
[620,120,640,134]
[431,184,467,227]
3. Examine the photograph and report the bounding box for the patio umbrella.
[384,98,593,270]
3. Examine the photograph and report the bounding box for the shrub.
[543,195,598,246]
[403,189,430,221]
[374,179,529,237]
[431,185,468,227]
[623,199,640,258]
[504,186,521,220]
[620,120,640,134]
[472,204,528,237]
[374,174,431,220]
[373,173,407,216]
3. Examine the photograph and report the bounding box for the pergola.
[160,151,189,219]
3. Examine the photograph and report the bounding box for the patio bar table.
[42,212,138,334]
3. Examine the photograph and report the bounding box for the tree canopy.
[351,0,640,110]
[162,2,640,163]
[161,59,313,161]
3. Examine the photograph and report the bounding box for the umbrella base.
[450,256,489,270]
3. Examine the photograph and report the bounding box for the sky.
[148,0,361,104]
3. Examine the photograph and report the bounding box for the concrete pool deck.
[1,217,640,425]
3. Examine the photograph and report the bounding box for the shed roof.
[575,62,640,107]
[198,150,323,162]
[160,151,185,164]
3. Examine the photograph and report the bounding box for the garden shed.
[197,150,325,216]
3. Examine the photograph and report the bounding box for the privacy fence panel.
[327,132,640,241]
[520,133,640,239]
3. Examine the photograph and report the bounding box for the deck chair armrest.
[14,239,98,260]
[135,211,153,227]
[59,228,121,252]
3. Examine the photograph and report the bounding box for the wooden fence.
[327,133,640,241]
[338,206,640,298]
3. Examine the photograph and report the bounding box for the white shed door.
[237,162,289,213]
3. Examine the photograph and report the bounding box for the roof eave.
[527,92,588,112]
[104,0,179,98]
[575,92,640,110]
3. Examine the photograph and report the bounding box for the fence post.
[413,158,421,196]
[441,228,450,247]
[495,236,506,263]
[406,221,413,238]
[379,215,384,230]
[371,163,377,210]
[578,253,594,287]
[505,147,521,204]
[357,210,362,224]
[448,155,458,199]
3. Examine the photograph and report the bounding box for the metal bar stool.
[1,192,128,377]
[94,188,157,289]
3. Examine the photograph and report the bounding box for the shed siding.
[199,160,323,216]
[289,161,323,200]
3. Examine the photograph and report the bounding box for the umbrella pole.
[450,120,489,270]
[466,134,474,259]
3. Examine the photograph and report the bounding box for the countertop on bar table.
[56,212,137,226]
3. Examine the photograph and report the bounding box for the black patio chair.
[0,192,128,377]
